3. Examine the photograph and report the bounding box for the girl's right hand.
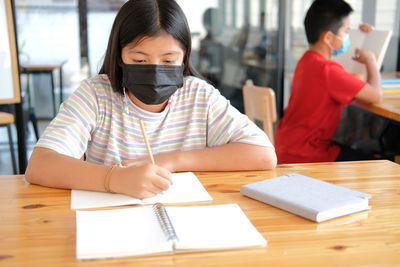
[111,163,173,199]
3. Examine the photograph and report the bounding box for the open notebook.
[333,28,392,75]
[76,203,267,260]
[71,172,212,209]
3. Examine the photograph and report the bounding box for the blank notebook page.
[166,204,267,251]
[76,207,170,259]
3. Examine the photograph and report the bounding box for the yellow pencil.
[139,119,155,164]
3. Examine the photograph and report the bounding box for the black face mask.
[121,63,184,105]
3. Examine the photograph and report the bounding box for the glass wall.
[15,0,80,118]
[179,0,280,112]
[14,0,400,116]
[375,0,400,72]
[285,0,363,74]
[87,1,124,76]
[15,0,79,73]
[283,0,400,109]
[10,0,400,172]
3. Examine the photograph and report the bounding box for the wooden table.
[352,94,400,122]
[352,72,400,122]
[1,160,400,266]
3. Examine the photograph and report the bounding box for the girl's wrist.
[156,151,181,172]
[170,151,182,172]
[107,164,126,194]
[104,165,117,193]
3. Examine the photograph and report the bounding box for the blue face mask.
[331,34,350,56]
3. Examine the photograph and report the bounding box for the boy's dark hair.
[304,0,353,44]
[99,0,201,94]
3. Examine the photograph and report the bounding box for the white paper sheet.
[71,172,212,209]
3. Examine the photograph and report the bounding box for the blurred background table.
[20,59,67,117]
[352,72,400,122]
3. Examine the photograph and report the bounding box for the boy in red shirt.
[275,0,382,164]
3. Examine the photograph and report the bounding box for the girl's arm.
[25,147,172,199]
[124,143,277,172]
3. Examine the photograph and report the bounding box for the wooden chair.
[0,112,17,174]
[242,79,277,144]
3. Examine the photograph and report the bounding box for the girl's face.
[121,33,185,113]
[121,33,185,66]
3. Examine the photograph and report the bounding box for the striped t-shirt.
[36,74,273,166]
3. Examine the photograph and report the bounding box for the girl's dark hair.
[304,0,353,44]
[99,0,201,94]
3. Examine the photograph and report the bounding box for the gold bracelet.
[116,162,125,168]
[104,165,117,193]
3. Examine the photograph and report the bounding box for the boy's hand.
[359,23,374,33]
[353,48,376,64]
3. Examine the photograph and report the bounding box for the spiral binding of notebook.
[153,203,179,242]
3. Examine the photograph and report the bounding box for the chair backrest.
[242,79,277,143]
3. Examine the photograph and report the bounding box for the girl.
[25,0,276,199]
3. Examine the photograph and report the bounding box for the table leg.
[26,73,31,108]
[29,109,39,140]
[7,124,17,174]
[59,66,63,105]
[50,71,56,116]
[15,102,27,174]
